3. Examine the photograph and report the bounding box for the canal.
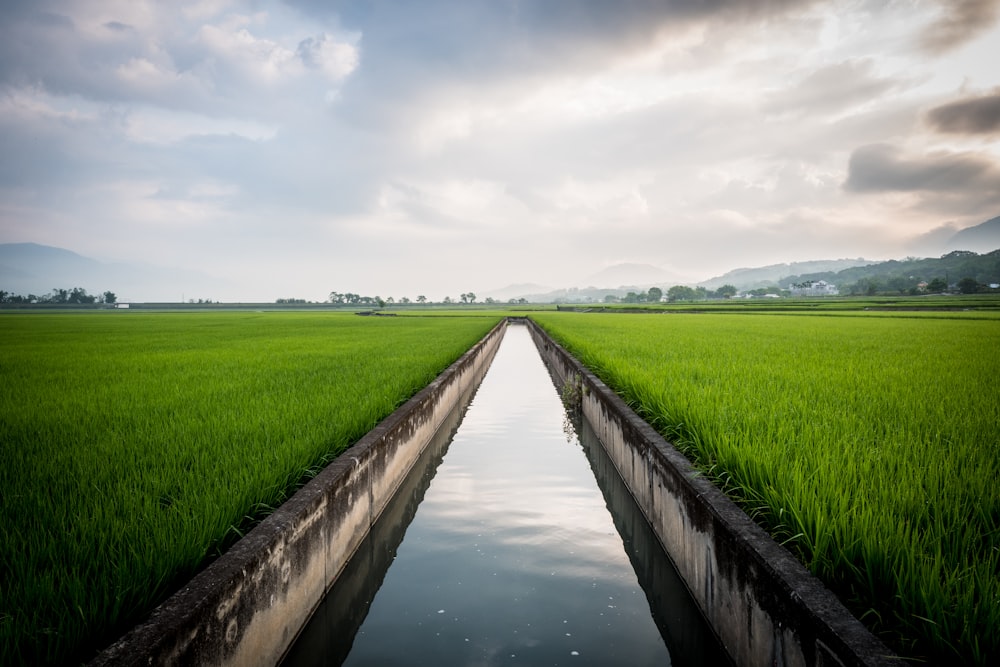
[282,324,730,666]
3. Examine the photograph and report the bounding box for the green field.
[531,310,999,665]
[0,311,501,666]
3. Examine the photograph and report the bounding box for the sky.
[1,0,999,302]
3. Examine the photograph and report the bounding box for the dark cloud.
[288,0,820,83]
[104,21,132,33]
[844,143,1000,218]
[925,90,1000,134]
[287,0,822,132]
[845,143,1000,193]
[919,0,1000,53]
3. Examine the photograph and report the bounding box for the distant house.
[788,280,839,297]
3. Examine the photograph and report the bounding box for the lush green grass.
[531,311,999,665]
[0,311,501,666]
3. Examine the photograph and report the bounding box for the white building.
[788,280,839,297]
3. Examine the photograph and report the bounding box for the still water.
[282,325,730,666]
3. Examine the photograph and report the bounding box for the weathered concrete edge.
[90,319,507,667]
[526,319,899,667]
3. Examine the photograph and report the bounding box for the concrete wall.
[527,320,897,667]
[91,320,506,667]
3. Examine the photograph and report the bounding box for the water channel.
[282,325,731,666]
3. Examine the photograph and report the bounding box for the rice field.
[0,311,501,666]
[530,310,999,666]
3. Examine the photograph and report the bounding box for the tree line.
[323,291,524,306]
[788,249,1000,296]
[0,287,116,304]
[607,284,739,303]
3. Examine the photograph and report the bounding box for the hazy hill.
[698,258,876,291]
[0,243,228,302]
[583,262,688,288]
[783,249,1000,291]
[480,282,554,301]
[946,215,1000,252]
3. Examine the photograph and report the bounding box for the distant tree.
[69,287,95,304]
[927,277,948,293]
[603,294,618,303]
[466,292,476,304]
[443,296,453,304]
[102,291,117,304]
[400,296,411,304]
[848,278,879,296]
[885,276,913,295]
[667,285,697,302]
[957,277,980,294]
[484,297,495,304]
[715,284,737,299]
[417,295,427,304]
[647,287,663,302]
[623,291,640,303]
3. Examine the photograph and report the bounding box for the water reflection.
[282,325,728,666]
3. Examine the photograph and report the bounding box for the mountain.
[781,249,1000,291]
[0,243,229,302]
[698,258,876,291]
[480,283,554,301]
[946,215,1000,253]
[582,263,688,288]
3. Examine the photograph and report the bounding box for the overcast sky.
[2,0,999,301]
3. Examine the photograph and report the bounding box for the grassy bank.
[531,310,999,665]
[0,311,501,665]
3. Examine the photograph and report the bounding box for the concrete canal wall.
[527,319,897,667]
[91,321,506,667]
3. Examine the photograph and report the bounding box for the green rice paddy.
[530,310,999,665]
[4,304,997,665]
[0,311,501,666]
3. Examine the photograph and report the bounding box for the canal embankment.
[527,318,897,667]
[90,320,505,667]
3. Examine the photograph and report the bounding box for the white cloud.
[123,107,276,144]
[298,33,359,82]
[2,0,1000,301]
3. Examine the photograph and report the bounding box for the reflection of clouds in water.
[336,326,673,665]
[407,327,632,582]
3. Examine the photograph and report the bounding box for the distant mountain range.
[0,243,228,302]
[500,215,1000,299]
[698,258,876,291]
[947,214,1000,251]
[4,215,998,302]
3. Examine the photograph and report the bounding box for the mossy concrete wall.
[527,320,897,667]
[91,320,506,667]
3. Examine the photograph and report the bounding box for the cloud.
[844,143,1000,193]
[919,0,1000,53]
[925,89,1000,134]
[297,33,359,82]
[765,59,900,118]
[843,143,1000,219]
[0,1,359,117]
